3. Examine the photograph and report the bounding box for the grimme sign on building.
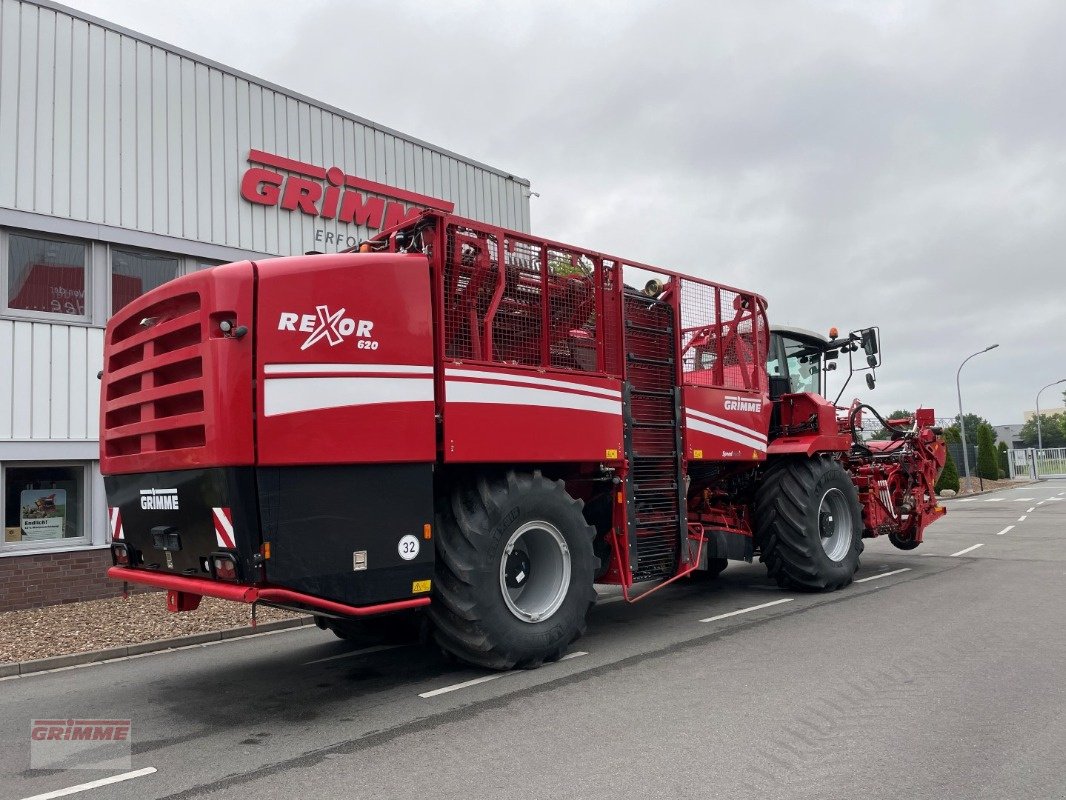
[240,150,457,250]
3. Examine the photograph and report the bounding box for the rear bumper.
[107,566,431,618]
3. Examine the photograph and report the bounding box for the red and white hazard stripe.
[107,506,124,541]
[212,507,236,549]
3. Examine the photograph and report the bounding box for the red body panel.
[100,262,256,474]
[441,363,624,462]
[768,392,851,456]
[254,252,435,465]
[682,385,770,462]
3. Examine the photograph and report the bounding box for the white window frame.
[0,228,94,325]
[0,461,94,554]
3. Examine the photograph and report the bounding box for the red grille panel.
[101,289,206,461]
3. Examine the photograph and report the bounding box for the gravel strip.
[956,477,1020,494]
[0,593,307,664]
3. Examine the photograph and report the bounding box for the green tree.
[1019,412,1066,448]
[936,449,960,494]
[870,409,913,441]
[942,413,992,445]
[998,441,1009,476]
[976,424,999,480]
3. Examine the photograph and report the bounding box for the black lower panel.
[104,468,260,578]
[702,529,755,562]
[257,463,434,607]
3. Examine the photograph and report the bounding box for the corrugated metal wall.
[0,320,103,441]
[0,0,531,258]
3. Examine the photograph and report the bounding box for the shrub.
[976,425,999,481]
[936,449,961,494]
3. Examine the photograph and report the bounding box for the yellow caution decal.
[692,449,703,459]
[605,448,619,460]
[412,579,432,594]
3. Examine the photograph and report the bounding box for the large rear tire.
[431,471,597,670]
[755,457,863,592]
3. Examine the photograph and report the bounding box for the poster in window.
[19,489,67,541]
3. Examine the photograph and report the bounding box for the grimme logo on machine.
[279,307,376,351]
[724,395,763,412]
[140,489,179,510]
[240,149,455,232]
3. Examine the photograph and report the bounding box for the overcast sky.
[75,0,1066,425]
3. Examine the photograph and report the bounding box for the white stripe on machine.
[685,407,766,443]
[264,363,433,375]
[445,380,623,416]
[263,376,434,417]
[685,415,767,452]
[445,368,621,400]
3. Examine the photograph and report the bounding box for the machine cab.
[767,326,830,400]
[767,325,880,403]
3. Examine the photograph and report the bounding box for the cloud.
[76,0,1066,422]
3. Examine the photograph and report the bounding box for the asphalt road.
[3,479,1065,800]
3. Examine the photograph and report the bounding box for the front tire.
[755,457,864,592]
[888,531,921,550]
[431,471,597,670]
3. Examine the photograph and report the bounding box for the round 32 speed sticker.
[398,534,420,560]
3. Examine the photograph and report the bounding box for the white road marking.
[854,568,911,583]
[985,498,1005,502]
[418,652,588,698]
[303,644,405,665]
[699,598,793,623]
[996,525,1015,536]
[1036,500,1046,506]
[1014,498,1035,501]
[1018,515,1028,522]
[560,650,589,661]
[950,543,984,557]
[958,498,978,503]
[419,673,503,698]
[1027,507,1035,513]
[19,767,157,800]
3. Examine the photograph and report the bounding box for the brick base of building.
[0,549,124,612]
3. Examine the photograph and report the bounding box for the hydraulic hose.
[849,403,911,452]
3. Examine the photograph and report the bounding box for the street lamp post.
[956,344,999,492]
[1035,378,1066,450]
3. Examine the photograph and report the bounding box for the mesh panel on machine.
[496,237,543,366]
[679,279,718,386]
[443,225,500,361]
[547,249,598,371]
[441,220,607,373]
[679,278,764,391]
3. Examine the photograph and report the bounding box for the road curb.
[941,481,1035,501]
[1,616,315,677]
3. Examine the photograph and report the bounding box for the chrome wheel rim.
[818,488,853,562]
[499,520,571,623]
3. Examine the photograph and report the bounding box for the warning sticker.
[412,579,432,594]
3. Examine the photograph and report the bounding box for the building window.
[3,464,88,547]
[6,233,88,317]
[111,247,181,313]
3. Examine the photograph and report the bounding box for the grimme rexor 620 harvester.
[101,210,946,669]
